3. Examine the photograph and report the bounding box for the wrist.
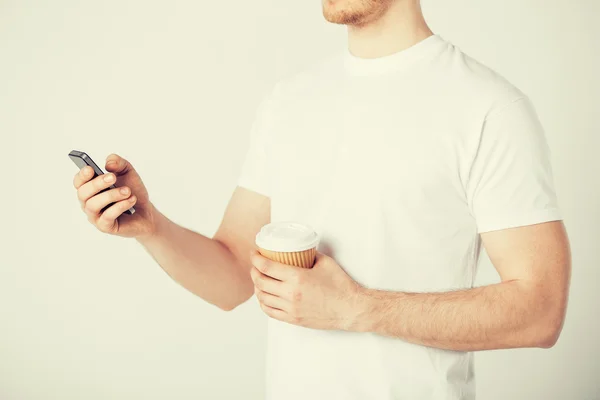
[136,204,167,244]
[347,286,378,333]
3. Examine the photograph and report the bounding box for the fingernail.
[120,187,129,195]
[129,196,136,202]
[104,174,115,182]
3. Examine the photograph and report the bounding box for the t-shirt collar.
[343,34,444,76]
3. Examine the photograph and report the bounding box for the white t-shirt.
[238,34,562,400]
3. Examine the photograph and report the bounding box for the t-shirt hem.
[476,208,563,233]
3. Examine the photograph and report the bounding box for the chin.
[322,0,390,26]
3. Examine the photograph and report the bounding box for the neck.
[347,1,433,59]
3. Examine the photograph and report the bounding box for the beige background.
[1,0,599,399]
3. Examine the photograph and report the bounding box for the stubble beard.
[322,0,394,26]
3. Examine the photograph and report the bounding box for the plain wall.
[1,0,598,399]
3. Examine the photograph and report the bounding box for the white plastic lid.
[255,222,319,252]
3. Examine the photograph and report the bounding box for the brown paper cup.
[258,247,317,269]
[255,222,319,269]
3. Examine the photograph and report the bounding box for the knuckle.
[252,271,263,289]
[256,275,267,289]
[125,195,137,207]
[260,293,269,305]
[292,290,303,303]
[292,271,303,284]
[95,221,109,233]
[252,273,262,287]
[260,260,270,274]
[113,187,126,200]
[95,175,111,189]
[96,217,112,233]
[249,267,258,281]
[83,201,94,214]
[77,189,86,202]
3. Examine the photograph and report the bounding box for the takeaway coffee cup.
[255,222,319,268]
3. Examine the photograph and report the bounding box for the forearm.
[354,280,563,351]
[137,207,253,310]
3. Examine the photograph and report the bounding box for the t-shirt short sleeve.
[466,96,562,233]
[237,86,278,198]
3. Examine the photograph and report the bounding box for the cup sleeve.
[465,96,563,233]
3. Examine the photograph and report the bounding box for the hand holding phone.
[69,150,135,215]
[70,150,155,237]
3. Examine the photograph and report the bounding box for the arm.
[354,221,571,350]
[138,186,270,311]
[250,220,571,350]
[74,84,276,311]
[72,153,269,311]
[134,85,280,310]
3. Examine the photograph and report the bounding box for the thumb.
[314,252,333,267]
[315,252,330,262]
[105,153,133,175]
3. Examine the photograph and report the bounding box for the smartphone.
[68,150,135,215]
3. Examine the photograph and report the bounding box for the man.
[72,0,571,399]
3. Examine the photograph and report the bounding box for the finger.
[255,288,289,311]
[250,251,299,281]
[96,196,137,232]
[259,302,289,322]
[77,173,117,203]
[313,252,333,267]
[83,186,132,216]
[105,154,132,175]
[73,166,95,189]
[314,252,326,264]
[250,267,288,297]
